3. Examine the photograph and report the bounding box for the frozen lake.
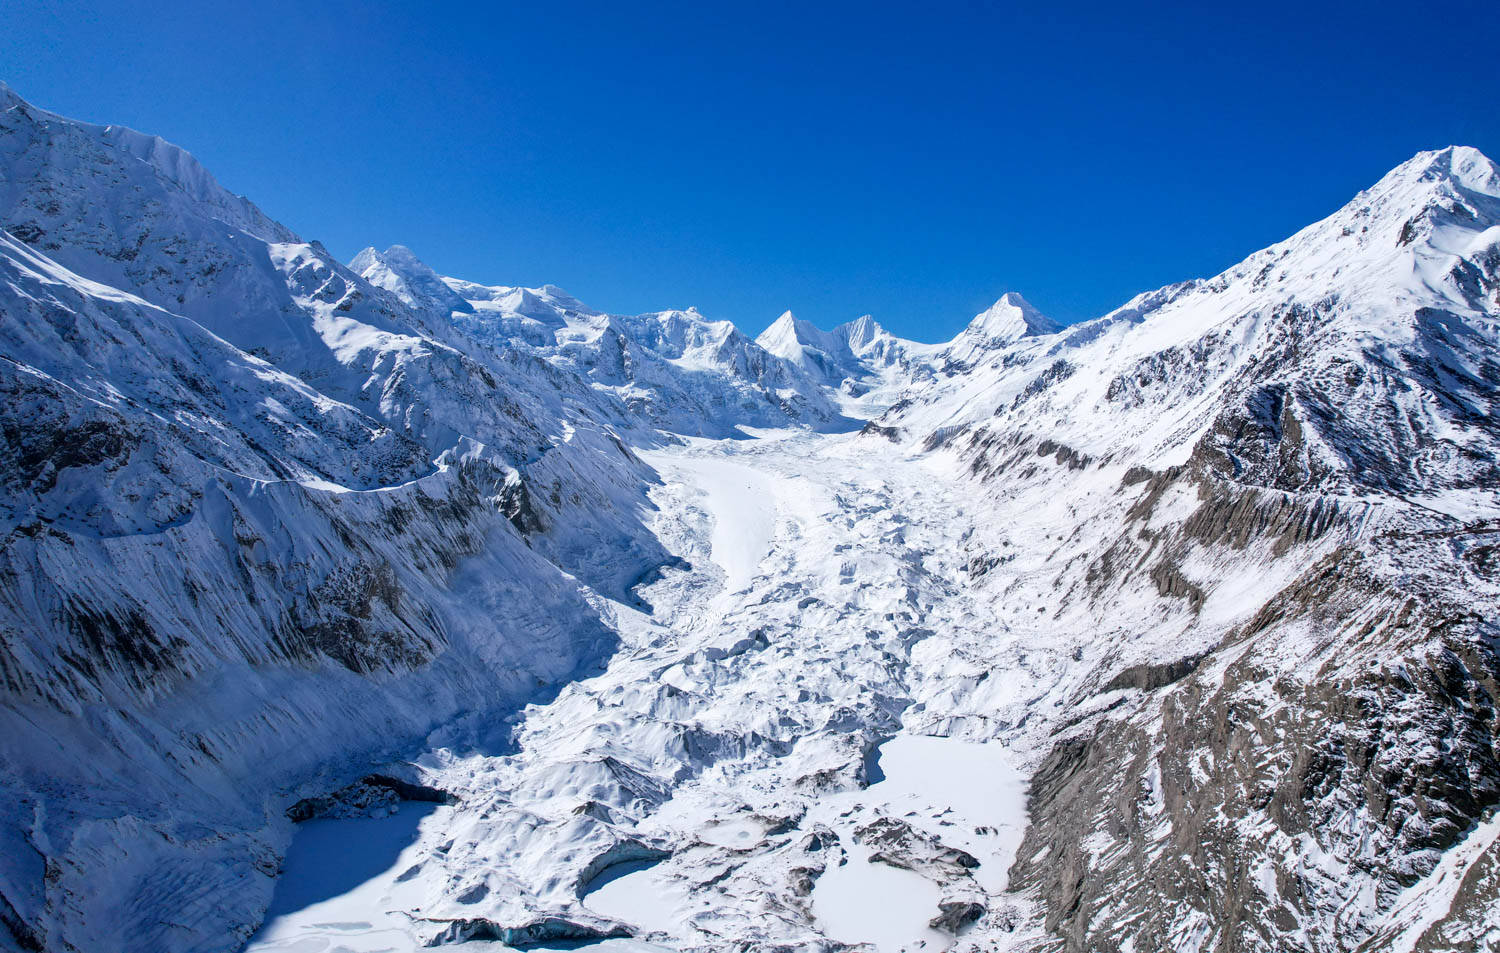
[811,734,1028,951]
[580,857,684,938]
[244,802,444,953]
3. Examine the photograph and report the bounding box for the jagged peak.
[758,309,823,354]
[1391,145,1499,195]
[1322,145,1500,248]
[961,292,1060,344]
[347,246,382,272]
[836,314,885,350]
[350,243,473,315]
[350,244,437,274]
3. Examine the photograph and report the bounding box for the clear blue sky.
[3,1,1495,341]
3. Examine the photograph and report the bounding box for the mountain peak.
[350,244,473,315]
[1401,145,1498,191]
[840,313,882,346]
[967,293,1060,341]
[378,243,426,267]
[347,245,381,273]
[765,309,811,334]
[758,310,824,353]
[1334,145,1500,246]
[934,293,1059,368]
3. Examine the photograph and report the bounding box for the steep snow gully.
[247,421,1035,953]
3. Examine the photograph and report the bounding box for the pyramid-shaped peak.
[767,309,819,335]
[350,244,441,278]
[966,293,1060,342]
[348,246,382,271]
[837,314,886,350]
[350,244,472,314]
[758,310,824,353]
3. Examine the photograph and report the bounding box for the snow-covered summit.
[349,244,475,317]
[348,254,848,436]
[938,292,1061,369]
[5,74,1500,953]
[885,143,1500,493]
[757,309,926,386]
[533,300,848,436]
[840,313,885,351]
[0,81,295,248]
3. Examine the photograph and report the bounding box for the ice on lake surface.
[581,857,685,939]
[244,802,443,953]
[814,839,948,952]
[812,734,1028,951]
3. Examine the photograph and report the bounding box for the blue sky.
[4,1,1496,341]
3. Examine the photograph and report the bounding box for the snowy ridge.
[353,246,850,437]
[1,76,1499,953]
[0,81,297,252]
[757,308,930,389]
[0,86,675,953]
[869,144,1500,951]
[348,244,475,319]
[886,146,1500,487]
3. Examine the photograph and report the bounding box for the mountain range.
[1,81,1497,953]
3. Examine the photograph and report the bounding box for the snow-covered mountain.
[352,246,848,437]
[2,76,1499,953]
[0,83,673,953]
[870,143,1500,951]
[934,291,1060,371]
[757,309,929,391]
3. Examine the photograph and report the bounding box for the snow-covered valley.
[3,81,1500,953]
[246,422,1040,952]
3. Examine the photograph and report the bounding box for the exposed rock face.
[931,900,987,933]
[1016,537,1500,952]
[855,815,981,877]
[878,145,1500,951]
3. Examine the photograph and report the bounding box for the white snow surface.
[638,448,779,594]
[352,247,853,438]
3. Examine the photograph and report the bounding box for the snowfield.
[638,448,781,596]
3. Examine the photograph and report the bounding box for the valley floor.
[245,423,1064,952]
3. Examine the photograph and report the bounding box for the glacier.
[1,80,1499,953]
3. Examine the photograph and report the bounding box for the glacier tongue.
[249,422,1043,952]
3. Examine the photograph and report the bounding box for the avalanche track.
[246,423,1042,953]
